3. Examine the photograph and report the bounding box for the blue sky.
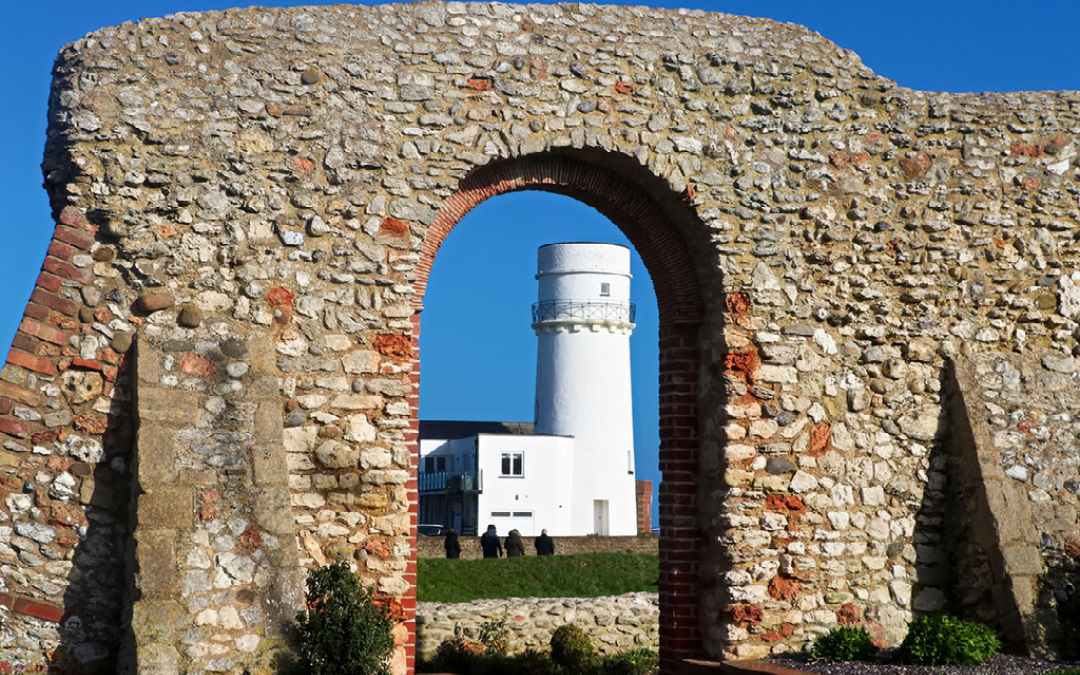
[2,1,1078,525]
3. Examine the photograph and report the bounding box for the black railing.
[418,471,483,494]
[532,300,636,323]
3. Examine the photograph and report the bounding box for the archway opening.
[404,151,717,673]
[418,191,660,537]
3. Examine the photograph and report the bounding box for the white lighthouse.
[533,243,638,536]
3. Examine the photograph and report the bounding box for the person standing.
[505,529,525,557]
[534,529,555,556]
[444,529,461,559]
[480,524,503,559]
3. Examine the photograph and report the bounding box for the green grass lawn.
[417,553,659,604]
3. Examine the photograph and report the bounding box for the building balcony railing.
[531,300,636,324]
[418,471,483,494]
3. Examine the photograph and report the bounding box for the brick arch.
[407,151,709,670]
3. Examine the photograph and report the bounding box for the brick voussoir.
[46,240,76,262]
[5,350,57,376]
[29,289,79,317]
[18,318,66,345]
[0,381,42,408]
[34,272,63,293]
[53,224,95,250]
[41,256,93,285]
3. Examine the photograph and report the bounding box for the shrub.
[893,615,1001,666]
[294,560,396,675]
[422,637,486,674]
[550,624,596,671]
[478,611,511,656]
[593,648,659,675]
[808,627,879,662]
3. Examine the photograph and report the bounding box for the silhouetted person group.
[445,524,557,559]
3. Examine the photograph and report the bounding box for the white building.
[419,243,642,537]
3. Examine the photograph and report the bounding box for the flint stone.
[315,440,358,468]
[897,406,939,441]
[1042,355,1076,374]
[177,305,203,328]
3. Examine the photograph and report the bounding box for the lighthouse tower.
[533,243,637,536]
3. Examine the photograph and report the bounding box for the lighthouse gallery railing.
[531,300,636,323]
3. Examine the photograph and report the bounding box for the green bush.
[418,640,659,675]
[294,560,396,675]
[550,624,596,671]
[808,627,879,662]
[419,637,486,674]
[893,615,1001,666]
[592,648,659,675]
[478,611,511,656]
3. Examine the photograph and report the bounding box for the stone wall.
[416,592,659,662]
[417,534,658,559]
[0,2,1077,672]
[947,353,1080,659]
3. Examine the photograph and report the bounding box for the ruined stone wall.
[947,353,1080,658]
[416,592,659,662]
[0,2,1078,672]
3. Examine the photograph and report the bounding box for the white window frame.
[500,451,524,477]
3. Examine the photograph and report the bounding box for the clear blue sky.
[2,1,1077,525]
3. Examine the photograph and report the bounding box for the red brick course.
[19,318,66,345]
[6,350,57,376]
[53,224,95,250]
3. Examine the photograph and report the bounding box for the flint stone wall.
[947,354,1080,658]
[0,1,1077,672]
[416,592,659,662]
[417,534,658,559]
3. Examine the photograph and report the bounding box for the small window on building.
[512,511,533,518]
[491,511,511,518]
[435,456,446,473]
[501,452,524,476]
[600,282,610,297]
[424,457,434,473]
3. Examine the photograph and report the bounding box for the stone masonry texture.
[416,592,659,662]
[0,1,1076,673]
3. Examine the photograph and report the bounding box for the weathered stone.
[137,292,174,313]
[177,304,203,328]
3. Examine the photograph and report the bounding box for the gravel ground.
[769,653,1080,675]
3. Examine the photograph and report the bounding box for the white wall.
[475,434,574,537]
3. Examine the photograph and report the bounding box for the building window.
[501,452,523,476]
[600,282,610,297]
[512,511,533,518]
[436,456,446,473]
[424,457,434,473]
[423,456,447,473]
[491,511,511,518]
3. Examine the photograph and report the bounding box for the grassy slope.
[417,552,659,604]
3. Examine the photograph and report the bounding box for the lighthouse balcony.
[531,300,636,323]
[418,470,484,495]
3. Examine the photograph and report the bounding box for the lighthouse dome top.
[537,242,632,279]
